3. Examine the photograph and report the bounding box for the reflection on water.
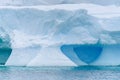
[0,66,120,80]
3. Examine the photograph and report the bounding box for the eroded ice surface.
[0,27,12,65]
[61,44,103,64]
[0,4,120,66]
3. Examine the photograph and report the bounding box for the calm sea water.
[0,66,120,80]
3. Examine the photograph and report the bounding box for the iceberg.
[0,4,120,66]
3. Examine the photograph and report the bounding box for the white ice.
[0,4,120,66]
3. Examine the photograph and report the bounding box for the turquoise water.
[0,66,120,80]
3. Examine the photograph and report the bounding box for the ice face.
[0,6,120,46]
[0,4,120,66]
[0,27,11,48]
[61,44,103,65]
[0,27,12,65]
[0,8,103,48]
[74,45,103,64]
[0,48,12,65]
[27,46,76,66]
[6,47,41,66]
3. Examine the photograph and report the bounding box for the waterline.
[0,66,120,80]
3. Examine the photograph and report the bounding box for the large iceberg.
[0,4,120,66]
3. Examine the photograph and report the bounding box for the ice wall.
[0,27,12,65]
[61,44,103,64]
[0,4,120,66]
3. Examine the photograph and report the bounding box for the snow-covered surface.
[1,4,120,48]
[1,4,120,18]
[0,3,120,66]
[0,0,120,6]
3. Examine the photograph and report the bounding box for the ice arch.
[61,44,103,65]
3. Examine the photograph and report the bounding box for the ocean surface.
[0,66,120,80]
